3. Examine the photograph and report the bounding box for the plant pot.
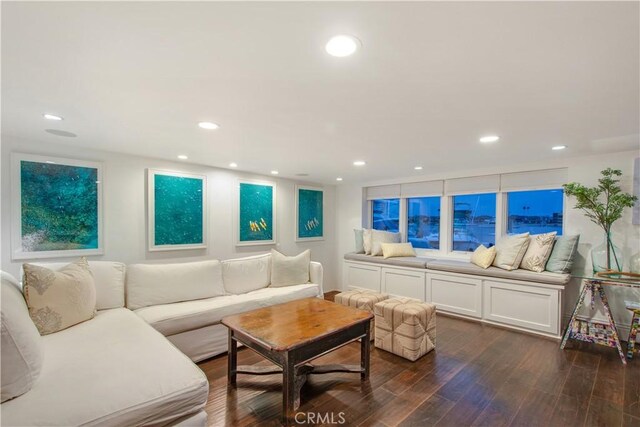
[591,234,624,273]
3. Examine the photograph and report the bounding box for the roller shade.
[400,180,444,198]
[366,184,401,200]
[500,168,568,192]
[445,174,500,195]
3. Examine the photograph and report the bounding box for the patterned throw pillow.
[23,257,96,335]
[470,245,497,269]
[520,232,558,272]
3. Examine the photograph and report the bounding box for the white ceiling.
[2,1,639,184]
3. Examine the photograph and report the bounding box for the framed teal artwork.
[148,169,207,251]
[11,153,103,260]
[296,185,324,241]
[237,180,276,246]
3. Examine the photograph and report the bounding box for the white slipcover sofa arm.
[309,262,324,297]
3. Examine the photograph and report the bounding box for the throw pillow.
[354,229,365,254]
[381,243,417,259]
[363,229,373,255]
[520,232,558,273]
[492,233,531,271]
[22,257,96,335]
[370,230,402,256]
[270,249,311,287]
[1,271,44,402]
[546,235,580,274]
[470,245,497,269]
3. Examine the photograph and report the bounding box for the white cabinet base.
[381,267,426,300]
[427,273,482,318]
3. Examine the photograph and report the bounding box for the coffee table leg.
[361,322,370,381]
[228,329,237,387]
[282,354,296,426]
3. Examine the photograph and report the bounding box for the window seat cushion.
[343,253,432,269]
[426,260,570,285]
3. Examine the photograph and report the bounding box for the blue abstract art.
[238,181,275,245]
[296,186,323,240]
[149,170,206,251]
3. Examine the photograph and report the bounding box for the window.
[507,189,563,235]
[407,197,440,249]
[371,199,400,232]
[452,193,496,251]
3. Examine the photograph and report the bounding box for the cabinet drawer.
[427,273,482,318]
[344,262,381,292]
[381,267,425,300]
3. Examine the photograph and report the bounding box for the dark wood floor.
[198,292,640,426]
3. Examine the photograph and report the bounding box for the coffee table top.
[221,298,373,351]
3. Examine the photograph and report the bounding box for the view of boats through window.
[507,189,563,235]
[371,199,400,232]
[408,197,440,249]
[452,193,496,251]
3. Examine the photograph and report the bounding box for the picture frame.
[147,169,207,251]
[295,185,324,241]
[11,153,104,260]
[236,179,277,246]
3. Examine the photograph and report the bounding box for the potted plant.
[564,168,638,272]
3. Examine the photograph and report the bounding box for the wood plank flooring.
[198,292,640,426]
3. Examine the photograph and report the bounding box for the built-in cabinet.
[343,260,565,339]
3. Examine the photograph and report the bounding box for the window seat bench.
[343,253,572,339]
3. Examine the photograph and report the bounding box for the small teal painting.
[239,182,274,243]
[20,160,99,252]
[153,173,204,247]
[297,187,323,240]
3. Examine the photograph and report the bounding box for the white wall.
[0,136,338,289]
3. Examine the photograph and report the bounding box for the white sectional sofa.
[1,253,324,426]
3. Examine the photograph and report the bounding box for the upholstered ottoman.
[334,289,389,340]
[374,298,436,361]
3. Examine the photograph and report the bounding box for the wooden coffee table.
[221,298,373,425]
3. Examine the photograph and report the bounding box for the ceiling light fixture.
[229,162,238,168]
[479,135,500,143]
[271,170,279,175]
[414,166,423,170]
[336,177,343,181]
[43,113,63,121]
[353,160,366,166]
[177,155,188,160]
[552,145,567,151]
[326,35,360,57]
[198,122,219,130]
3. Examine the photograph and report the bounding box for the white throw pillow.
[363,229,373,255]
[270,249,311,287]
[381,243,417,259]
[222,254,271,294]
[520,232,558,272]
[370,230,401,256]
[23,258,97,335]
[126,259,225,310]
[470,245,497,269]
[1,271,44,402]
[492,233,531,271]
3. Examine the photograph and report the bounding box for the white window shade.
[500,168,568,192]
[365,184,401,200]
[444,175,500,195]
[400,180,444,198]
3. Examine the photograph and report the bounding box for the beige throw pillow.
[381,243,417,259]
[270,249,310,287]
[370,230,402,256]
[363,229,373,255]
[520,232,558,272]
[492,233,531,271]
[470,245,497,269]
[23,257,96,335]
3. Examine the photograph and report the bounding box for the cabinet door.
[382,268,425,300]
[344,262,381,292]
[427,273,482,318]
[483,280,560,335]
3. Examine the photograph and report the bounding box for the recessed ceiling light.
[198,122,219,130]
[43,113,63,121]
[414,166,423,170]
[326,35,360,57]
[336,177,343,181]
[353,160,366,166]
[271,170,279,175]
[552,145,567,151]
[177,155,188,160]
[229,162,238,168]
[479,135,500,143]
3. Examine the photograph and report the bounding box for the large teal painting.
[296,186,324,240]
[12,154,103,260]
[238,181,275,245]
[149,170,206,251]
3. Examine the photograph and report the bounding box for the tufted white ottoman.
[374,298,436,361]
[334,289,389,341]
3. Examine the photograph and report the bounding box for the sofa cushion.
[381,243,417,259]
[28,261,126,310]
[492,233,530,271]
[222,253,271,294]
[135,284,321,336]
[354,229,365,254]
[546,235,580,274]
[1,272,44,403]
[0,308,208,427]
[363,229,373,255]
[520,232,557,273]
[470,245,497,269]
[23,258,96,335]
[370,230,402,256]
[426,259,570,285]
[270,249,310,287]
[344,253,430,269]
[126,260,225,310]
